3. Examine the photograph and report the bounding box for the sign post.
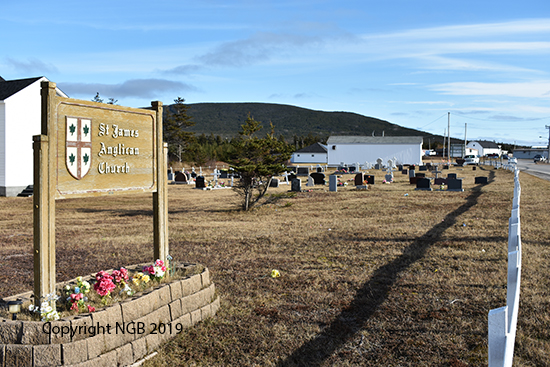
[33,81,167,309]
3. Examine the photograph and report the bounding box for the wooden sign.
[54,100,158,198]
[33,82,168,308]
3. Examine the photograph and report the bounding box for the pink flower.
[87,305,96,312]
[70,302,79,311]
[155,259,164,267]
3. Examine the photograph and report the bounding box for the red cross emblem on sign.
[66,117,92,180]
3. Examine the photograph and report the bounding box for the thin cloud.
[430,81,550,98]
[5,57,58,74]
[162,64,203,75]
[197,31,323,67]
[61,79,198,99]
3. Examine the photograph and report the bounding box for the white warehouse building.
[326,136,423,166]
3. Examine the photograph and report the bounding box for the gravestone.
[329,175,337,192]
[365,175,375,185]
[472,166,477,171]
[306,176,315,187]
[409,176,417,185]
[409,169,416,178]
[316,165,323,173]
[174,171,188,184]
[167,168,174,181]
[419,165,427,171]
[443,165,450,170]
[447,173,457,179]
[195,176,206,188]
[385,160,394,182]
[191,171,197,179]
[415,177,432,191]
[434,177,447,185]
[310,172,326,185]
[447,178,464,192]
[288,173,297,182]
[291,178,302,192]
[269,178,280,188]
[415,172,426,178]
[402,169,408,175]
[220,170,229,179]
[297,167,309,176]
[475,177,488,184]
[398,164,404,171]
[354,172,365,186]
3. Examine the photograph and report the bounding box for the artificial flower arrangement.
[22,259,171,321]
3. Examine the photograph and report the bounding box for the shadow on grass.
[278,170,496,366]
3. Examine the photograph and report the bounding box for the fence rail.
[488,167,521,366]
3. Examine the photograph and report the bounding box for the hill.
[166,102,443,143]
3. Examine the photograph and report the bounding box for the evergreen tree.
[227,115,293,211]
[164,97,195,162]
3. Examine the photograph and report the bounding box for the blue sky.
[2,0,550,146]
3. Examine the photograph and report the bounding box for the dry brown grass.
[0,165,549,366]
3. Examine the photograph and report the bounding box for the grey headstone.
[415,177,432,191]
[195,176,206,188]
[174,171,188,184]
[354,172,365,186]
[291,178,302,192]
[269,178,279,188]
[475,176,488,184]
[329,175,337,192]
[297,167,309,176]
[409,169,416,178]
[419,165,427,171]
[447,178,464,191]
[447,173,457,179]
[310,172,326,185]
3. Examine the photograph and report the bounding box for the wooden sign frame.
[33,82,168,308]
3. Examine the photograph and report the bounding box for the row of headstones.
[414,175,489,191]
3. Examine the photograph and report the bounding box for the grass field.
[0,164,549,366]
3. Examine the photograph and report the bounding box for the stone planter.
[0,265,219,366]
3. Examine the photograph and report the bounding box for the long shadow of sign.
[278,170,495,366]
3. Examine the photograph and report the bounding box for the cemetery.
[0,84,543,366]
[1,152,548,365]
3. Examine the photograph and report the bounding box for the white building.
[290,142,328,164]
[466,141,501,157]
[326,136,423,166]
[512,148,548,159]
[0,76,68,196]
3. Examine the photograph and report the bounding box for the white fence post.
[488,167,521,367]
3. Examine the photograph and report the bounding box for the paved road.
[515,159,550,181]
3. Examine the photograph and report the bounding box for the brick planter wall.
[0,266,219,367]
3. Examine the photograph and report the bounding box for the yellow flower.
[142,275,150,283]
[271,269,280,278]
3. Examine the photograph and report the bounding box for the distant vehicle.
[508,157,517,164]
[502,154,510,160]
[424,150,436,156]
[463,155,479,165]
[534,154,546,163]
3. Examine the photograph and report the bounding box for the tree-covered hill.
[165,102,442,143]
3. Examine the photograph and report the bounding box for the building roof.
[0,76,43,100]
[470,140,499,149]
[327,135,423,144]
[295,142,327,154]
[0,76,69,100]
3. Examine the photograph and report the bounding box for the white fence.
[488,167,521,366]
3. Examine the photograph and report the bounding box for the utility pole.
[464,123,467,158]
[447,112,451,163]
[546,125,550,161]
